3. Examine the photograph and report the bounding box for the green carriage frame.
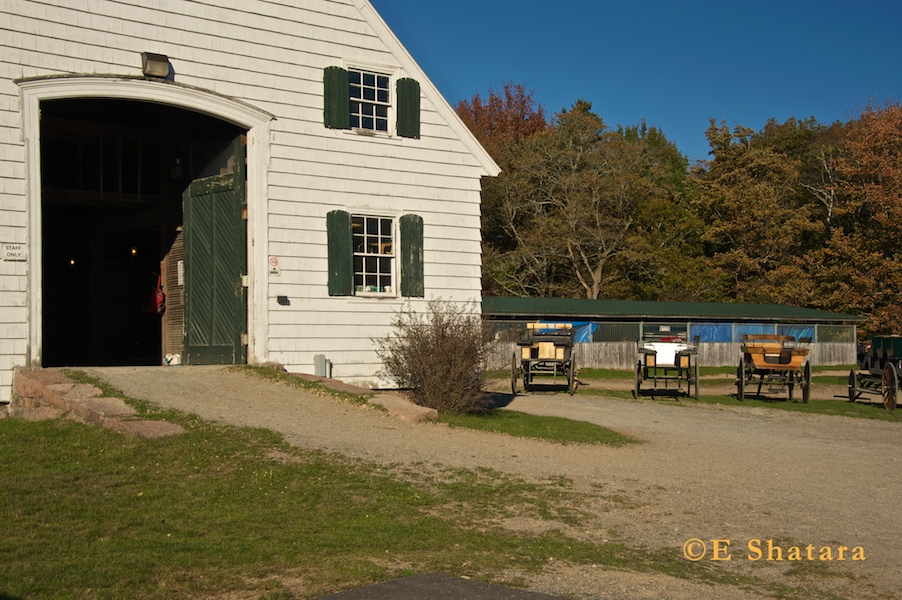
[847,335,899,411]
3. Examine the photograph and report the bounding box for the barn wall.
[0,0,494,399]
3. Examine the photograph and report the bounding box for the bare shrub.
[375,299,493,414]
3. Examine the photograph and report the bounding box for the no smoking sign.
[269,256,280,275]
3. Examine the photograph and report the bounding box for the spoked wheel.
[847,369,857,403]
[882,362,898,412]
[510,351,518,396]
[692,361,700,400]
[801,361,811,404]
[633,362,642,398]
[736,357,745,401]
[568,357,577,396]
[788,373,795,402]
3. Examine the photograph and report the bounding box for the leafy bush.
[375,300,493,414]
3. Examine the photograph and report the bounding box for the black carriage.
[511,323,577,395]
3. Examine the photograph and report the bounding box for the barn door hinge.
[241,275,249,287]
[241,333,249,346]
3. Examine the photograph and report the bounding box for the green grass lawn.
[0,372,855,599]
[0,406,737,599]
[439,409,637,446]
[569,366,902,423]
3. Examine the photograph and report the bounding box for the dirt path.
[80,366,900,600]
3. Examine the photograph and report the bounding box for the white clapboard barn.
[0,0,500,400]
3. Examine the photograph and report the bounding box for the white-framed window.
[323,67,421,139]
[327,211,424,298]
[348,68,391,133]
[352,214,394,294]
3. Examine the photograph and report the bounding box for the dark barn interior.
[40,98,242,366]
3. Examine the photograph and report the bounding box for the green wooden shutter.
[327,210,354,296]
[400,213,424,297]
[396,78,421,139]
[324,66,350,130]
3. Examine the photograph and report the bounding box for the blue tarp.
[534,321,597,343]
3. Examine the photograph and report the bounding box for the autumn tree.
[455,81,547,171]
[456,83,548,294]
[809,102,902,334]
[690,119,825,304]
[483,101,694,299]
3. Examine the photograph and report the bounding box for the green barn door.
[182,136,247,365]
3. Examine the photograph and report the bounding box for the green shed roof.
[482,296,864,324]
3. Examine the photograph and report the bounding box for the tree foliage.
[457,81,902,336]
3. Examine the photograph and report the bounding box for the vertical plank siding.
[0,0,495,397]
[487,342,856,372]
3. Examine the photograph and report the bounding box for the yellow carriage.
[736,334,811,402]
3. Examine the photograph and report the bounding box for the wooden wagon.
[736,334,811,402]
[846,334,898,411]
[632,331,700,399]
[511,323,577,395]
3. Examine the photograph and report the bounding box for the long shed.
[0,0,500,401]
[483,296,865,369]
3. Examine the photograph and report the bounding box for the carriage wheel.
[692,360,700,400]
[788,372,795,402]
[568,357,577,396]
[847,369,857,403]
[633,362,642,398]
[510,352,518,396]
[736,357,745,401]
[882,362,898,412]
[801,361,811,404]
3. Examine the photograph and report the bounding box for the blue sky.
[369,0,902,162]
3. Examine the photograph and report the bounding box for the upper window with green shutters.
[349,68,390,133]
[324,66,421,139]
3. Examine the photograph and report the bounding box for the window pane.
[348,68,392,132]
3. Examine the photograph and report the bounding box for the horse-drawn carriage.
[846,334,898,411]
[736,334,811,402]
[632,329,700,399]
[511,323,577,395]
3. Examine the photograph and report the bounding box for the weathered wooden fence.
[488,342,855,371]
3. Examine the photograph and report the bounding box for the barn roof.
[482,296,865,324]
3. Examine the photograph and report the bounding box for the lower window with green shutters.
[327,210,424,297]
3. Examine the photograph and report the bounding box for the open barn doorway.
[39,98,246,367]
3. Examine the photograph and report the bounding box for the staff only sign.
[2,243,26,261]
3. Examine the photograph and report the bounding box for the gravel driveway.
[80,366,900,600]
